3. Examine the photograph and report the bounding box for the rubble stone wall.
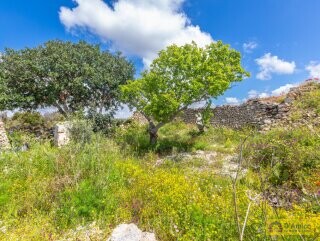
[182,81,319,130]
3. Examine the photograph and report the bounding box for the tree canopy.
[0,40,135,117]
[121,41,249,144]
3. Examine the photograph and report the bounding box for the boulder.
[107,224,156,241]
[0,119,10,151]
[131,112,149,125]
[54,122,72,147]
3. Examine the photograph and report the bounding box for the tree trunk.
[54,103,68,118]
[148,122,158,145]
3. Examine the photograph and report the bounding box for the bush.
[69,120,94,145]
[115,122,150,154]
[86,112,126,136]
[244,127,320,188]
[7,111,55,141]
[11,111,45,127]
[296,83,320,113]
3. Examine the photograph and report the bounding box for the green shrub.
[86,112,120,135]
[69,120,94,145]
[11,111,45,127]
[7,111,54,141]
[115,122,150,154]
[295,83,320,113]
[244,127,320,188]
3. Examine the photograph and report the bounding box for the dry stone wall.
[182,100,283,130]
[131,80,319,130]
[182,81,319,130]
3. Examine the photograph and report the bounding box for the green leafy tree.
[0,68,8,111]
[121,41,249,144]
[0,40,134,117]
[0,60,25,111]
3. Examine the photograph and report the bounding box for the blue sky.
[1,0,320,107]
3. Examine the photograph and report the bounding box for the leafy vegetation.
[0,40,134,118]
[296,83,320,114]
[244,127,320,188]
[115,121,245,156]
[0,41,319,240]
[0,120,319,240]
[121,41,249,144]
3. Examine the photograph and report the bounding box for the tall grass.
[0,123,319,240]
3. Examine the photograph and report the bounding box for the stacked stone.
[183,100,281,130]
[131,112,149,125]
[136,81,320,131]
[0,118,11,151]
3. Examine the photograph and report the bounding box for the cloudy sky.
[1,0,320,110]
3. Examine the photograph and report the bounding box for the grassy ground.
[0,120,319,240]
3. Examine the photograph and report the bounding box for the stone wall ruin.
[0,118,11,150]
[132,80,320,131]
[182,81,319,130]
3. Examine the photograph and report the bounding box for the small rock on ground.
[107,224,157,241]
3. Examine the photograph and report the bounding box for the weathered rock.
[0,118,10,151]
[131,112,149,125]
[263,119,272,125]
[107,224,157,241]
[54,122,72,147]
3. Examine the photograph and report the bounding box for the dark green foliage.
[11,111,45,127]
[86,111,118,136]
[57,180,107,226]
[0,40,134,117]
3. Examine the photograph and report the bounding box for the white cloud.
[247,90,269,99]
[271,83,297,96]
[114,104,134,119]
[306,62,320,78]
[225,97,240,105]
[243,41,258,53]
[59,0,213,66]
[189,100,206,109]
[258,92,269,98]
[248,90,258,99]
[247,83,298,101]
[255,53,296,80]
[189,101,216,109]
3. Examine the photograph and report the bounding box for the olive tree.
[121,41,249,144]
[0,40,134,117]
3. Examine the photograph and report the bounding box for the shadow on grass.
[115,122,205,156]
